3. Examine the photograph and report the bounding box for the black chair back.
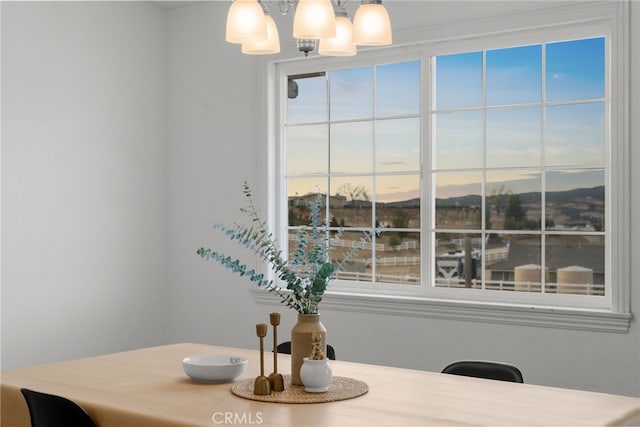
[442,361,524,383]
[20,388,97,427]
[276,341,336,360]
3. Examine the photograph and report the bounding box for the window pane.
[287,179,328,226]
[433,111,483,170]
[329,177,372,228]
[287,74,327,124]
[484,234,542,293]
[434,172,482,230]
[486,44,542,106]
[375,174,420,229]
[376,231,420,284]
[376,118,420,172]
[330,122,373,174]
[546,169,605,232]
[545,234,604,295]
[376,61,420,117]
[331,230,372,283]
[546,37,605,102]
[286,125,328,176]
[545,102,605,167]
[330,67,373,120]
[487,171,541,231]
[486,108,541,168]
[434,232,482,288]
[434,52,482,110]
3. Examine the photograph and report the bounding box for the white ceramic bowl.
[182,355,248,383]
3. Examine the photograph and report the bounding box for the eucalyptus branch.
[196,247,303,312]
[197,181,367,315]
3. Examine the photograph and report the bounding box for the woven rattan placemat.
[231,375,368,404]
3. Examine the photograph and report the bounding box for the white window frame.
[254,1,632,333]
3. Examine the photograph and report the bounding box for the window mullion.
[371,66,377,283]
[541,42,547,295]
[481,49,488,291]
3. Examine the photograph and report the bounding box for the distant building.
[288,193,347,209]
[486,241,604,285]
[436,249,481,280]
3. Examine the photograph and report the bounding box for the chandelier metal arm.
[229,0,392,57]
[266,0,351,16]
[266,0,296,15]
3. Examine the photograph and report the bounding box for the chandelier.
[225,0,392,57]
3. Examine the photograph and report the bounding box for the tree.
[484,205,491,230]
[389,209,409,250]
[337,183,370,207]
[391,208,409,229]
[504,194,537,230]
[389,234,403,249]
[489,185,513,216]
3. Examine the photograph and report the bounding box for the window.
[432,38,606,300]
[286,62,421,286]
[264,3,631,332]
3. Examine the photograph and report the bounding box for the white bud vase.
[300,357,332,393]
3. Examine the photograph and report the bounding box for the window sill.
[250,287,633,334]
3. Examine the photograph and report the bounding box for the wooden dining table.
[2,342,640,426]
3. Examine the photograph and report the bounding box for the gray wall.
[2,0,639,398]
[1,1,169,368]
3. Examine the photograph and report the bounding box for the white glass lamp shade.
[293,0,336,39]
[319,16,356,56]
[226,0,267,44]
[352,2,392,46]
[242,15,280,54]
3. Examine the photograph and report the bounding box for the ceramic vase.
[300,357,332,393]
[290,313,326,385]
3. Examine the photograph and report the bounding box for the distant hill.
[347,185,604,210]
[433,195,482,207]
[384,198,421,208]
[431,185,604,207]
[545,185,604,203]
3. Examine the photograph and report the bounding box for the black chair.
[276,341,336,360]
[441,361,524,383]
[20,388,97,427]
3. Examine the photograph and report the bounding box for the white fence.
[434,279,605,295]
[334,271,419,284]
[333,273,604,295]
[484,247,509,263]
[435,237,484,247]
[328,238,384,251]
[363,256,421,267]
[289,235,419,252]
[330,238,419,252]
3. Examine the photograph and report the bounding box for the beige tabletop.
[2,342,640,427]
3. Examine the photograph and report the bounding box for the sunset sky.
[286,37,605,203]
